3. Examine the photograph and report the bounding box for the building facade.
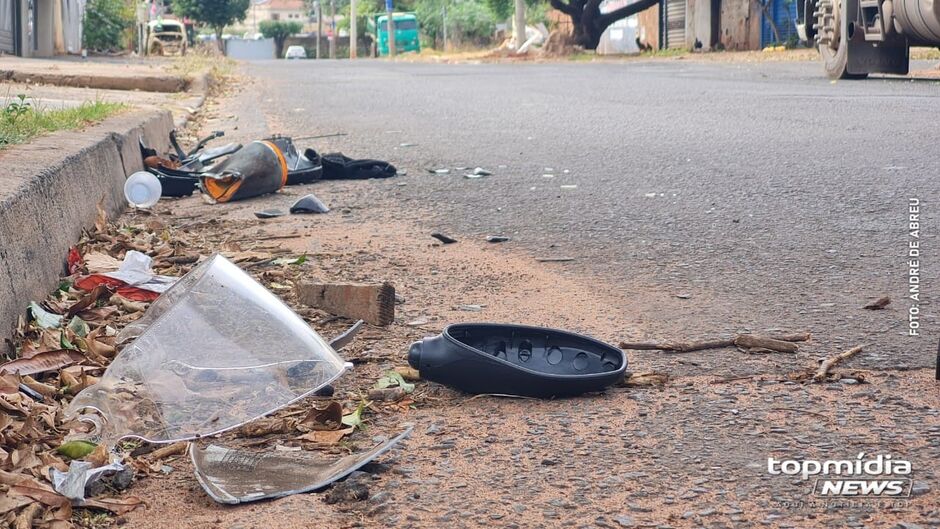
[634,0,796,51]
[0,0,84,57]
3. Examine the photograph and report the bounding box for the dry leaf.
[297,427,353,445]
[236,417,295,438]
[20,377,57,398]
[297,401,343,431]
[12,501,40,529]
[95,200,108,233]
[65,285,113,318]
[85,443,109,468]
[76,306,119,324]
[82,496,145,515]
[0,374,18,395]
[618,372,670,387]
[0,350,84,376]
[83,252,122,273]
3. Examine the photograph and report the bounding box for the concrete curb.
[0,69,189,93]
[0,110,175,337]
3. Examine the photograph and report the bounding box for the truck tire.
[817,0,868,78]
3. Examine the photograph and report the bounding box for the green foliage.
[260,19,304,56]
[259,20,304,40]
[82,0,134,51]
[0,99,125,149]
[417,0,495,46]
[481,0,547,23]
[483,0,512,20]
[172,0,250,34]
[3,95,30,126]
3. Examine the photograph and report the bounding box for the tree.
[550,0,658,50]
[260,20,304,57]
[83,0,134,51]
[172,0,251,50]
[418,0,495,47]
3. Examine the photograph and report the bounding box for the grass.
[0,95,126,149]
[166,47,237,82]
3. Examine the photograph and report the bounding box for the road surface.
[121,57,940,529]
[241,58,939,374]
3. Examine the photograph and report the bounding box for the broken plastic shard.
[255,209,286,219]
[191,426,413,504]
[66,254,348,445]
[290,194,330,214]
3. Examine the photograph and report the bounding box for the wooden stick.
[733,334,798,353]
[145,441,189,460]
[813,345,865,382]
[620,332,810,354]
[769,332,812,342]
[618,339,733,353]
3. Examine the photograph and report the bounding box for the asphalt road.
[242,57,940,373]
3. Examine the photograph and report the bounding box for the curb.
[0,69,189,93]
[0,64,214,337]
[0,110,176,337]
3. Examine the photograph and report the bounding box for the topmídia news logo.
[768,453,913,497]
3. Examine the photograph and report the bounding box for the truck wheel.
[816,0,868,78]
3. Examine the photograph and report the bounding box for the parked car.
[285,45,307,59]
[147,19,187,56]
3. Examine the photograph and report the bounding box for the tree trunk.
[552,0,660,50]
[215,26,224,53]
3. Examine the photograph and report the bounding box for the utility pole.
[350,0,357,58]
[441,4,447,52]
[329,0,336,58]
[385,0,395,57]
[315,0,322,59]
[513,0,525,51]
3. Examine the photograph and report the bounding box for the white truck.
[796,0,939,77]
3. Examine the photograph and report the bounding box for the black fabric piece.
[321,152,397,180]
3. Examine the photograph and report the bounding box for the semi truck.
[795,0,940,77]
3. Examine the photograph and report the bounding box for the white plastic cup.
[124,171,162,208]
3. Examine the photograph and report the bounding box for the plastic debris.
[124,171,162,208]
[191,426,412,504]
[431,232,457,244]
[267,136,323,185]
[290,194,330,214]
[51,460,129,502]
[255,209,286,219]
[487,235,510,243]
[202,141,288,203]
[408,323,627,397]
[74,250,177,302]
[66,254,349,445]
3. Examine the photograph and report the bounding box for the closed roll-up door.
[663,0,687,49]
[0,0,15,54]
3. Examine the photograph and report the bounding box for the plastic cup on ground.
[124,171,162,208]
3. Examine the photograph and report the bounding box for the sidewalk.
[0,56,189,92]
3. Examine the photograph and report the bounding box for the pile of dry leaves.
[1,205,421,528]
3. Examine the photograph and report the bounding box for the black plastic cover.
[408,323,627,397]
